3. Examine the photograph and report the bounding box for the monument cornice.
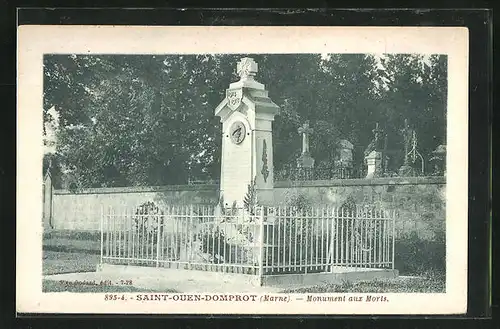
[245,94,279,115]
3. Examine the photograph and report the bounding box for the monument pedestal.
[297,152,315,169]
[365,151,383,179]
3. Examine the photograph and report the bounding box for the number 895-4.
[104,294,125,301]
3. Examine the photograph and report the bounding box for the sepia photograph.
[17,26,468,315]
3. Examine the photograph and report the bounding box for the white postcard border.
[17,25,469,315]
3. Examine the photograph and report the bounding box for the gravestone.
[429,144,446,176]
[365,150,383,179]
[334,139,354,178]
[398,119,415,176]
[296,121,315,168]
[215,58,280,207]
[364,123,385,178]
[336,139,354,167]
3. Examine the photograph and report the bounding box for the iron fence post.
[258,206,265,286]
[188,204,193,269]
[100,205,104,266]
[156,213,161,268]
[392,209,396,270]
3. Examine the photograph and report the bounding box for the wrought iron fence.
[187,178,220,185]
[101,204,395,279]
[274,166,354,181]
[262,206,395,274]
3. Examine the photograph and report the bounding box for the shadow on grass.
[42,280,178,293]
[43,230,101,255]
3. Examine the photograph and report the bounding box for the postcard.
[17,25,468,315]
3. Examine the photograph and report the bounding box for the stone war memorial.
[214,57,279,208]
[42,55,446,292]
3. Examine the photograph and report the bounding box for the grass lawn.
[42,280,177,293]
[43,251,100,275]
[43,230,101,275]
[282,274,445,293]
[43,251,179,293]
[43,238,100,254]
[43,230,100,254]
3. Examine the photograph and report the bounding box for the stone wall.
[49,177,445,240]
[51,185,219,231]
[273,177,446,241]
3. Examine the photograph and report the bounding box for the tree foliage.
[43,53,447,188]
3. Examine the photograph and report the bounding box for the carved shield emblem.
[226,89,243,111]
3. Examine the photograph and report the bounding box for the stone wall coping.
[53,176,445,195]
[274,176,445,188]
[54,184,219,195]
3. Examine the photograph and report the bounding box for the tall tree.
[43,53,447,187]
[378,54,447,172]
[315,54,382,170]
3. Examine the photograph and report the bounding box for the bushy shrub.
[197,227,253,265]
[243,177,258,214]
[132,201,164,239]
[283,190,313,211]
[394,231,446,275]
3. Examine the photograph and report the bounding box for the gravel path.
[44,269,284,293]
